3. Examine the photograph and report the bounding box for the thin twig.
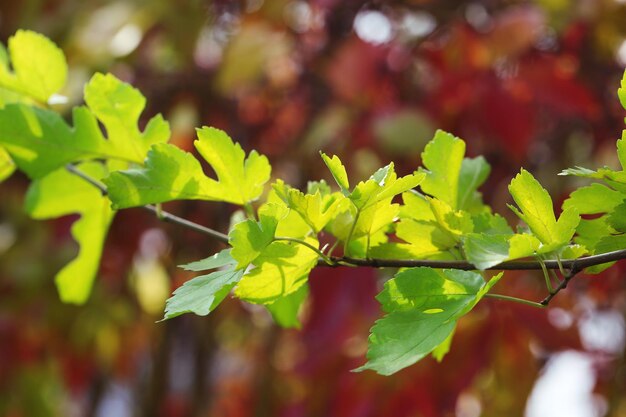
[65,164,230,243]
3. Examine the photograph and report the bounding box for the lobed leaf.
[508,169,579,249]
[419,130,465,209]
[0,73,170,179]
[229,203,288,269]
[234,238,319,304]
[24,162,115,304]
[320,152,350,194]
[106,127,270,208]
[0,30,67,103]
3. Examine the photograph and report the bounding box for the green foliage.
[356,268,502,375]
[5,31,626,375]
[24,162,115,303]
[106,127,270,208]
[0,30,67,103]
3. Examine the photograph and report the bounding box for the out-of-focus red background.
[1,1,625,416]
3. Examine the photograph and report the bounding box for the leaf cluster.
[2,31,626,375]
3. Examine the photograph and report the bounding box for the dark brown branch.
[319,249,626,271]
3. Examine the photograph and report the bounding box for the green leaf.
[463,234,510,270]
[562,184,625,215]
[508,169,579,248]
[0,145,15,182]
[429,198,473,238]
[163,269,244,320]
[180,249,235,271]
[229,203,288,269]
[596,234,626,254]
[273,180,348,233]
[472,212,513,235]
[356,268,502,375]
[607,202,626,233]
[106,127,270,208]
[0,73,169,179]
[575,218,611,252]
[350,163,424,210]
[195,127,271,204]
[463,232,540,270]
[618,69,626,111]
[508,234,541,259]
[84,73,170,162]
[419,130,466,209]
[265,284,308,329]
[395,218,456,257]
[105,143,227,208]
[234,238,319,304]
[24,162,115,304]
[458,156,490,212]
[432,326,456,362]
[0,30,67,103]
[320,152,350,194]
[0,105,94,178]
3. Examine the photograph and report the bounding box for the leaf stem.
[484,293,546,308]
[274,236,335,265]
[244,202,257,220]
[343,208,361,255]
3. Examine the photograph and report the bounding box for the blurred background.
[1,0,626,416]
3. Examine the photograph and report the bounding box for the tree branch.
[65,163,626,306]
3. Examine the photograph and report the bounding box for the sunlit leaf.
[235,238,319,304]
[419,130,465,209]
[320,152,350,194]
[106,127,270,208]
[508,169,579,248]
[0,146,15,182]
[163,269,244,320]
[24,162,115,304]
[229,203,288,269]
[0,30,67,103]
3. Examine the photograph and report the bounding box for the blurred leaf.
[562,183,625,214]
[373,109,435,155]
[0,146,15,182]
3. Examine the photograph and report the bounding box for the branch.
[65,163,626,306]
[321,249,626,271]
[65,164,230,244]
